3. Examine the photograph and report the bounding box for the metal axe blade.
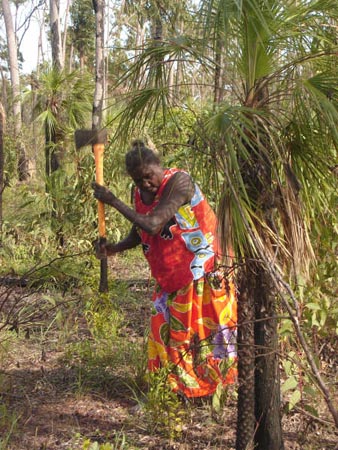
[75,129,108,150]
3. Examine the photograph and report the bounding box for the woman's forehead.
[129,164,158,177]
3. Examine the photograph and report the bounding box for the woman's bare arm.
[92,172,195,235]
[95,225,141,258]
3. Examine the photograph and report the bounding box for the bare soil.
[0,254,337,450]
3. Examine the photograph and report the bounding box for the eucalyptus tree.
[117,0,195,98]
[92,0,108,291]
[2,0,29,180]
[0,101,4,236]
[68,0,95,72]
[110,0,338,448]
[49,0,64,71]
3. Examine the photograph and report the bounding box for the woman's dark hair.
[125,140,161,173]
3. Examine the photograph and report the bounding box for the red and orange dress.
[135,168,237,398]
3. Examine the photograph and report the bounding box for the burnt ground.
[0,254,337,450]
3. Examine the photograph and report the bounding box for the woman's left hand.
[92,182,116,205]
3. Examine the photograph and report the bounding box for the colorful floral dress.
[135,168,237,398]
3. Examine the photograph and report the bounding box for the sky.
[4,0,68,74]
[20,15,45,74]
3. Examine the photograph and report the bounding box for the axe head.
[75,129,108,150]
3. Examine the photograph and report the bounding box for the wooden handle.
[93,143,106,238]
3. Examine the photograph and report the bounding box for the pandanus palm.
[111,0,338,448]
[32,67,92,243]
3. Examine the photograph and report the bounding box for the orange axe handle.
[93,143,106,238]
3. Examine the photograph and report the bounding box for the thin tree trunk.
[214,36,224,104]
[37,15,45,76]
[92,0,105,130]
[0,67,8,111]
[92,0,108,292]
[49,0,64,71]
[0,101,5,238]
[2,0,29,181]
[62,0,71,70]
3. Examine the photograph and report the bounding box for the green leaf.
[279,319,293,335]
[212,383,223,412]
[281,375,298,393]
[283,360,292,376]
[303,385,317,398]
[306,303,321,311]
[304,404,319,417]
[320,310,327,326]
[288,389,301,411]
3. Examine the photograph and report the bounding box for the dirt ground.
[1,256,337,450]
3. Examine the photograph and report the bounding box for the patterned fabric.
[135,168,219,292]
[135,168,237,397]
[148,275,237,398]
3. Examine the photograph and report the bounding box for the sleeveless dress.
[135,168,237,398]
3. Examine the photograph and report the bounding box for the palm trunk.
[236,262,256,450]
[236,93,284,448]
[254,266,284,450]
[45,124,60,179]
[45,122,64,247]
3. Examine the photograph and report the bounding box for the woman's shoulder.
[164,167,191,179]
[163,169,195,201]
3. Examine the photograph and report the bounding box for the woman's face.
[128,164,164,193]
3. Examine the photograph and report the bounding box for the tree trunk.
[49,0,64,71]
[2,0,29,181]
[236,260,284,450]
[92,0,108,292]
[214,36,224,104]
[47,0,64,246]
[45,124,60,179]
[92,0,105,130]
[236,262,256,450]
[254,267,284,450]
[62,0,71,69]
[236,95,284,448]
[0,101,5,238]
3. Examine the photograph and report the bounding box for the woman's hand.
[93,239,108,259]
[92,182,116,205]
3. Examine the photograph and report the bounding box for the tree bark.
[214,36,224,104]
[92,0,108,292]
[254,267,284,450]
[0,101,5,238]
[49,0,64,71]
[92,0,105,130]
[236,262,256,450]
[2,0,29,181]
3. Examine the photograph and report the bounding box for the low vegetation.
[0,179,337,449]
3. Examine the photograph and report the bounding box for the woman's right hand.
[92,182,116,205]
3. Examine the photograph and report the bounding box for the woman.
[93,140,237,398]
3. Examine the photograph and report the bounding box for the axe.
[75,128,108,292]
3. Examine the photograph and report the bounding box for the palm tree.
[195,2,338,446]
[109,0,338,448]
[32,66,92,244]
